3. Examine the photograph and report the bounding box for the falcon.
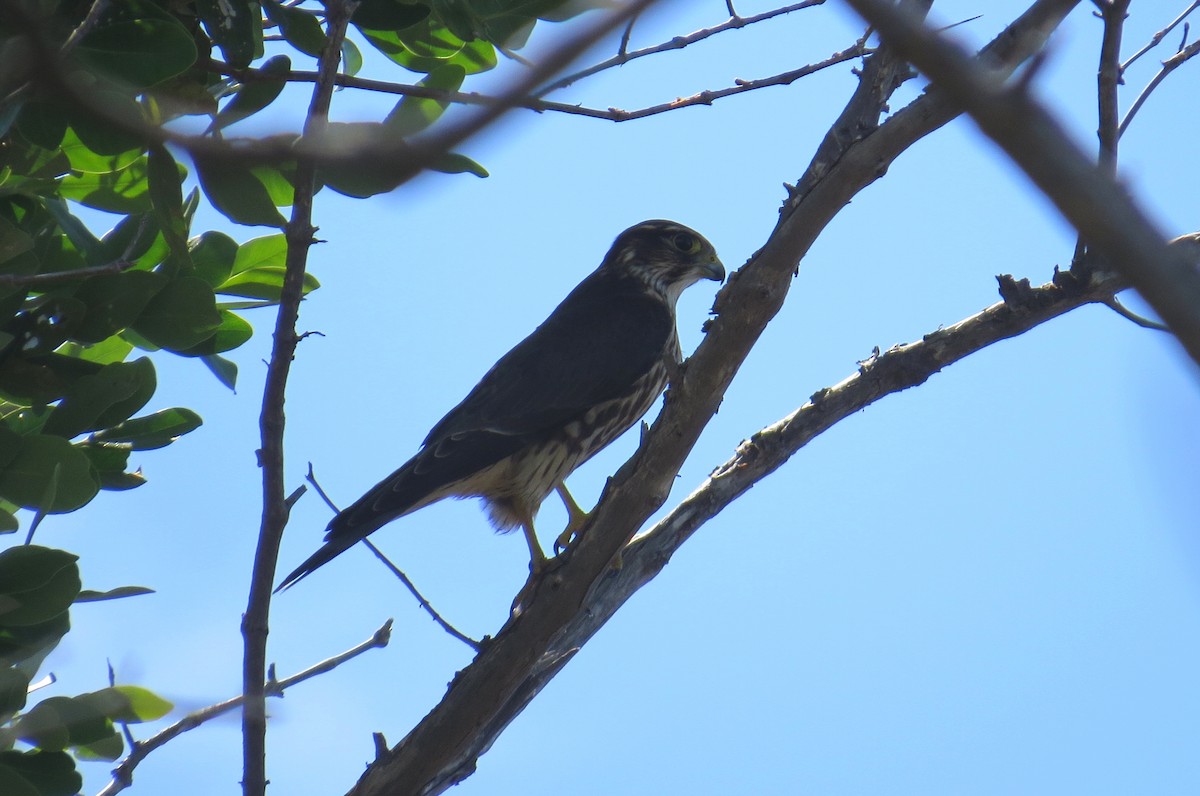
[277,220,724,590]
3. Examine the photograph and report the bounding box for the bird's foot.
[552,482,592,555]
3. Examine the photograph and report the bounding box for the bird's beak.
[699,256,726,283]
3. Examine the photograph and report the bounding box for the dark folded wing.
[424,272,673,445]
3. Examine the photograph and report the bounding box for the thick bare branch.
[845,0,1200,368]
[345,3,1079,795]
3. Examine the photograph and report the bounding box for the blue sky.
[33,1,1200,793]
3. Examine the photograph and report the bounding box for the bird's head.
[601,220,725,307]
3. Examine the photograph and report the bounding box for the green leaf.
[65,91,144,156]
[232,234,287,273]
[0,667,29,714]
[197,0,263,69]
[341,37,364,76]
[430,151,488,177]
[200,354,238,390]
[194,157,287,228]
[0,751,81,796]
[188,231,238,288]
[74,17,198,88]
[14,102,68,151]
[73,731,124,761]
[58,159,153,215]
[384,63,466,136]
[75,585,154,603]
[217,267,319,301]
[43,358,156,438]
[0,546,77,597]
[58,335,134,366]
[174,309,252,356]
[0,546,81,627]
[0,436,98,513]
[361,22,496,75]
[96,211,159,264]
[133,277,221,351]
[146,145,192,272]
[210,55,291,133]
[15,695,112,751]
[42,200,101,265]
[71,270,168,344]
[351,0,430,31]
[58,127,141,175]
[106,685,173,722]
[263,0,328,57]
[250,164,295,208]
[89,356,156,430]
[91,407,202,450]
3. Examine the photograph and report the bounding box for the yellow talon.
[553,482,592,554]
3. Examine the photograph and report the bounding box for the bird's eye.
[671,232,696,252]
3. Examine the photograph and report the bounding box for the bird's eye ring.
[671,232,696,252]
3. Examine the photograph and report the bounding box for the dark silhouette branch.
[240,2,358,794]
[343,3,1079,795]
[98,620,392,796]
[846,0,1200,368]
[209,38,868,125]
[303,465,481,651]
[0,261,135,288]
[537,1,825,95]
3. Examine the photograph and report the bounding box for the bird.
[277,220,724,591]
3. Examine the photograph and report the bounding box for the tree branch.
[240,2,357,794]
[213,41,868,124]
[1119,36,1200,136]
[1096,0,1130,175]
[845,0,1200,368]
[98,620,392,796]
[344,3,1080,795]
[0,260,135,289]
[1120,0,1200,70]
[536,1,825,96]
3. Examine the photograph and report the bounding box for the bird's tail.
[274,536,359,592]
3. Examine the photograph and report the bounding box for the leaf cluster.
[0,545,166,795]
[0,0,602,791]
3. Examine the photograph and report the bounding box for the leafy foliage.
[0,0,595,789]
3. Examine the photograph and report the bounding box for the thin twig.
[60,0,110,55]
[98,620,393,796]
[363,541,482,651]
[537,1,824,96]
[1121,0,1200,69]
[302,465,481,651]
[0,260,136,289]
[240,2,358,794]
[1119,37,1200,135]
[209,40,864,125]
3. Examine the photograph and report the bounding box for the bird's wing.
[275,274,674,592]
[424,273,674,446]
